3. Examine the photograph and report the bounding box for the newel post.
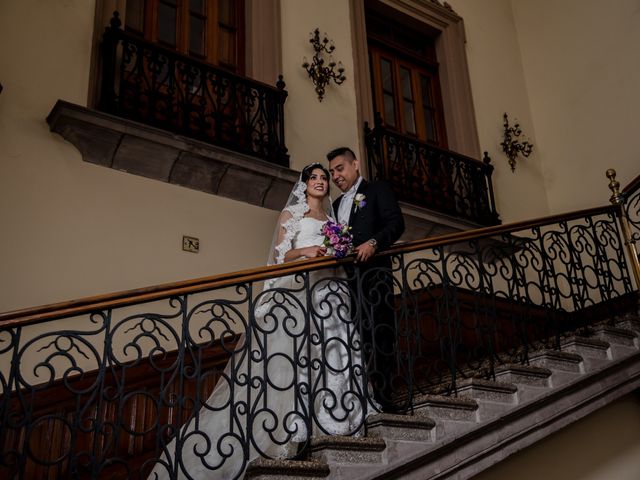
[607,168,640,291]
[99,11,122,113]
[483,152,500,225]
[275,75,289,166]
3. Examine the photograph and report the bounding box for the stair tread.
[496,364,553,378]
[457,378,518,393]
[246,458,330,477]
[561,335,610,349]
[530,349,583,363]
[413,393,479,410]
[309,435,386,451]
[595,325,638,339]
[367,412,436,429]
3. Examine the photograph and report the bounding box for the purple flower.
[322,220,353,258]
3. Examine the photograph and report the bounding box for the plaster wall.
[0,0,277,311]
[473,393,640,480]
[511,0,640,213]
[451,0,550,223]
[280,0,361,171]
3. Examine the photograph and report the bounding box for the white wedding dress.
[148,217,376,480]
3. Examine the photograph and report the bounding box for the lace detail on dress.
[273,181,308,265]
[257,217,324,320]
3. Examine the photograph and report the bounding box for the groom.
[327,147,405,411]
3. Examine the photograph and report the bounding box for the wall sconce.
[301,28,346,102]
[500,113,533,172]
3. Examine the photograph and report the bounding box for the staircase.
[245,315,640,479]
[3,170,639,480]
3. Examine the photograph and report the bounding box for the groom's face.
[329,155,360,192]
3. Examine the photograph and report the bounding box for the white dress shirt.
[337,176,363,225]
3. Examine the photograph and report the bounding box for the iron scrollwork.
[364,116,500,226]
[100,12,289,167]
[1,207,637,478]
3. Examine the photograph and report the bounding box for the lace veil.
[263,165,334,290]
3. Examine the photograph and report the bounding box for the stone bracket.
[46,100,298,211]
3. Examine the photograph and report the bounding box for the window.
[367,9,447,147]
[351,0,481,160]
[124,0,245,73]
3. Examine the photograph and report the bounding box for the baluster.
[374,112,386,181]
[483,152,499,225]
[364,120,373,180]
[275,75,289,166]
[99,12,122,113]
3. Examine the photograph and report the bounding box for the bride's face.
[306,168,329,199]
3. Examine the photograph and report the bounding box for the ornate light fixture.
[301,28,346,102]
[500,113,533,172]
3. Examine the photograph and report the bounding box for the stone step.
[617,316,640,336]
[561,335,611,358]
[595,325,638,347]
[493,365,554,403]
[245,458,330,479]
[456,378,518,404]
[495,364,553,388]
[308,435,386,465]
[592,325,639,358]
[451,379,519,422]
[412,393,479,422]
[594,325,638,347]
[528,349,584,374]
[366,412,436,442]
[561,336,612,371]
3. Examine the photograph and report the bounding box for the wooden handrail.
[622,171,640,196]
[0,257,343,327]
[0,204,617,328]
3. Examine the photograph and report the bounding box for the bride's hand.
[302,245,327,258]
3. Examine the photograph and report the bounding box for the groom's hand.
[354,242,376,262]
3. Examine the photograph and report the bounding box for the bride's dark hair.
[301,163,330,183]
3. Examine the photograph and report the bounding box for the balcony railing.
[2,173,639,479]
[364,116,500,226]
[99,12,289,167]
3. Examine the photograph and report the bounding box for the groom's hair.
[326,147,356,162]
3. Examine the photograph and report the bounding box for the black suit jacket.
[333,179,405,251]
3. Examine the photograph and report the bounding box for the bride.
[147,164,377,479]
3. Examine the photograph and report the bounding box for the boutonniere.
[354,193,367,211]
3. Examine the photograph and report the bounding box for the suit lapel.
[332,195,343,220]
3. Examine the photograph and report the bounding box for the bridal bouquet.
[321,220,353,258]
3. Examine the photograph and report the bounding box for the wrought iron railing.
[99,12,289,167]
[2,178,639,479]
[364,116,500,226]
